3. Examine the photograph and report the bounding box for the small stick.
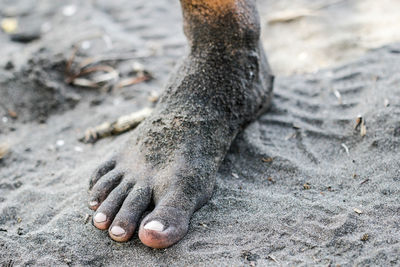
[79,108,153,143]
[66,65,118,85]
[84,214,91,224]
[78,51,154,69]
[341,143,349,156]
[354,208,363,214]
[267,0,345,24]
[268,255,279,264]
[262,157,273,163]
[113,74,151,90]
[333,88,342,104]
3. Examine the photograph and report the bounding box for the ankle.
[180,0,261,49]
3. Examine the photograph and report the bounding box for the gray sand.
[1,0,400,266]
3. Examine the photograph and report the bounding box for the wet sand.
[0,0,400,265]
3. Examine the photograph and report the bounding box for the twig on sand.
[113,72,152,90]
[65,40,153,89]
[77,51,154,69]
[67,65,119,88]
[262,157,274,163]
[267,255,280,264]
[354,208,363,214]
[332,88,342,104]
[79,107,153,144]
[267,0,345,24]
[267,8,314,24]
[84,214,91,224]
[341,143,349,156]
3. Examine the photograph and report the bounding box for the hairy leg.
[88,0,273,249]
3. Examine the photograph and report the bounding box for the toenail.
[94,212,107,223]
[144,221,165,232]
[111,226,126,236]
[89,200,98,207]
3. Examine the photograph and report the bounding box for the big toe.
[138,205,191,249]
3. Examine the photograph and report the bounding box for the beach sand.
[0,0,399,265]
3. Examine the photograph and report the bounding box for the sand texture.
[1,0,400,266]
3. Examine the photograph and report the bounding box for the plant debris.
[332,88,342,104]
[355,115,367,137]
[262,157,273,163]
[66,64,119,88]
[65,42,153,90]
[267,0,345,24]
[267,255,279,264]
[354,208,363,214]
[0,143,10,159]
[8,109,18,119]
[341,143,349,155]
[84,214,91,224]
[79,107,153,143]
[199,222,209,228]
[361,233,369,241]
[113,72,152,90]
[267,8,314,24]
[360,179,370,185]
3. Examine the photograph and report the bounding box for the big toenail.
[89,201,98,207]
[94,212,107,223]
[144,221,165,232]
[111,226,126,236]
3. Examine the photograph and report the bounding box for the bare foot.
[88,0,273,249]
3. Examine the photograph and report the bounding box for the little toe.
[109,185,151,242]
[89,159,116,189]
[93,182,133,230]
[138,196,197,249]
[88,170,123,210]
